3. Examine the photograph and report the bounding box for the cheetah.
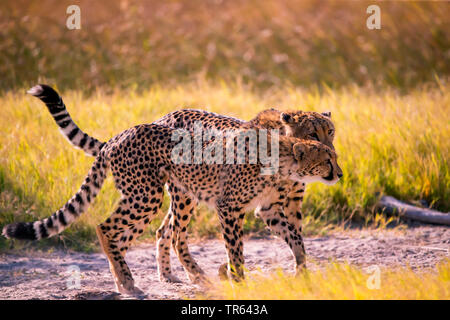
[2,85,342,294]
[12,85,336,283]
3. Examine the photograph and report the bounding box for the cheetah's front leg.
[283,181,306,236]
[217,207,245,281]
[256,202,306,273]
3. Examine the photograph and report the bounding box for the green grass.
[199,260,450,299]
[0,82,448,251]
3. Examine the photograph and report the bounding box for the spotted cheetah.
[9,85,336,283]
[2,85,342,294]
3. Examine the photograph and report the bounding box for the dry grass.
[0,0,448,91]
[200,260,450,300]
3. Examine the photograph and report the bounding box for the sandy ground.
[0,225,448,300]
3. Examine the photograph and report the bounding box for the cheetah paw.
[116,283,145,296]
[159,273,182,283]
[218,263,229,281]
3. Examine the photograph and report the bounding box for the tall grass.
[200,260,450,299]
[0,82,448,251]
[0,0,448,91]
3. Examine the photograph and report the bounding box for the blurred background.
[0,0,449,251]
[1,0,449,92]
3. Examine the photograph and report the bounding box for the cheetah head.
[280,111,335,150]
[291,140,343,185]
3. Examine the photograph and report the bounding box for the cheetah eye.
[328,129,334,136]
[308,133,319,141]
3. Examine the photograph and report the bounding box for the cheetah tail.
[27,84,105,157]
[2,155,109,240]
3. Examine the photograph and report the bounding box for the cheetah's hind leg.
[168,192,207,283]
[156,209,182,283]
[96,220,142,295]
[96,185,164,295]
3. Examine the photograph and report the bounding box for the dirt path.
[0,225,448,300]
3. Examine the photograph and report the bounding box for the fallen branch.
[394,245,449,252]
[378,196,450,226]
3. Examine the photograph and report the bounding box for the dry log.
[378,196,450,226]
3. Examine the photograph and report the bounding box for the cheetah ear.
[293,142,308,162]
[321,111,331,118]
[280,112,294,124]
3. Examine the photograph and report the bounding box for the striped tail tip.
[27,85,45,97]
[27,84,65,114]
[2,222,37,240]
[27,84,61,102]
